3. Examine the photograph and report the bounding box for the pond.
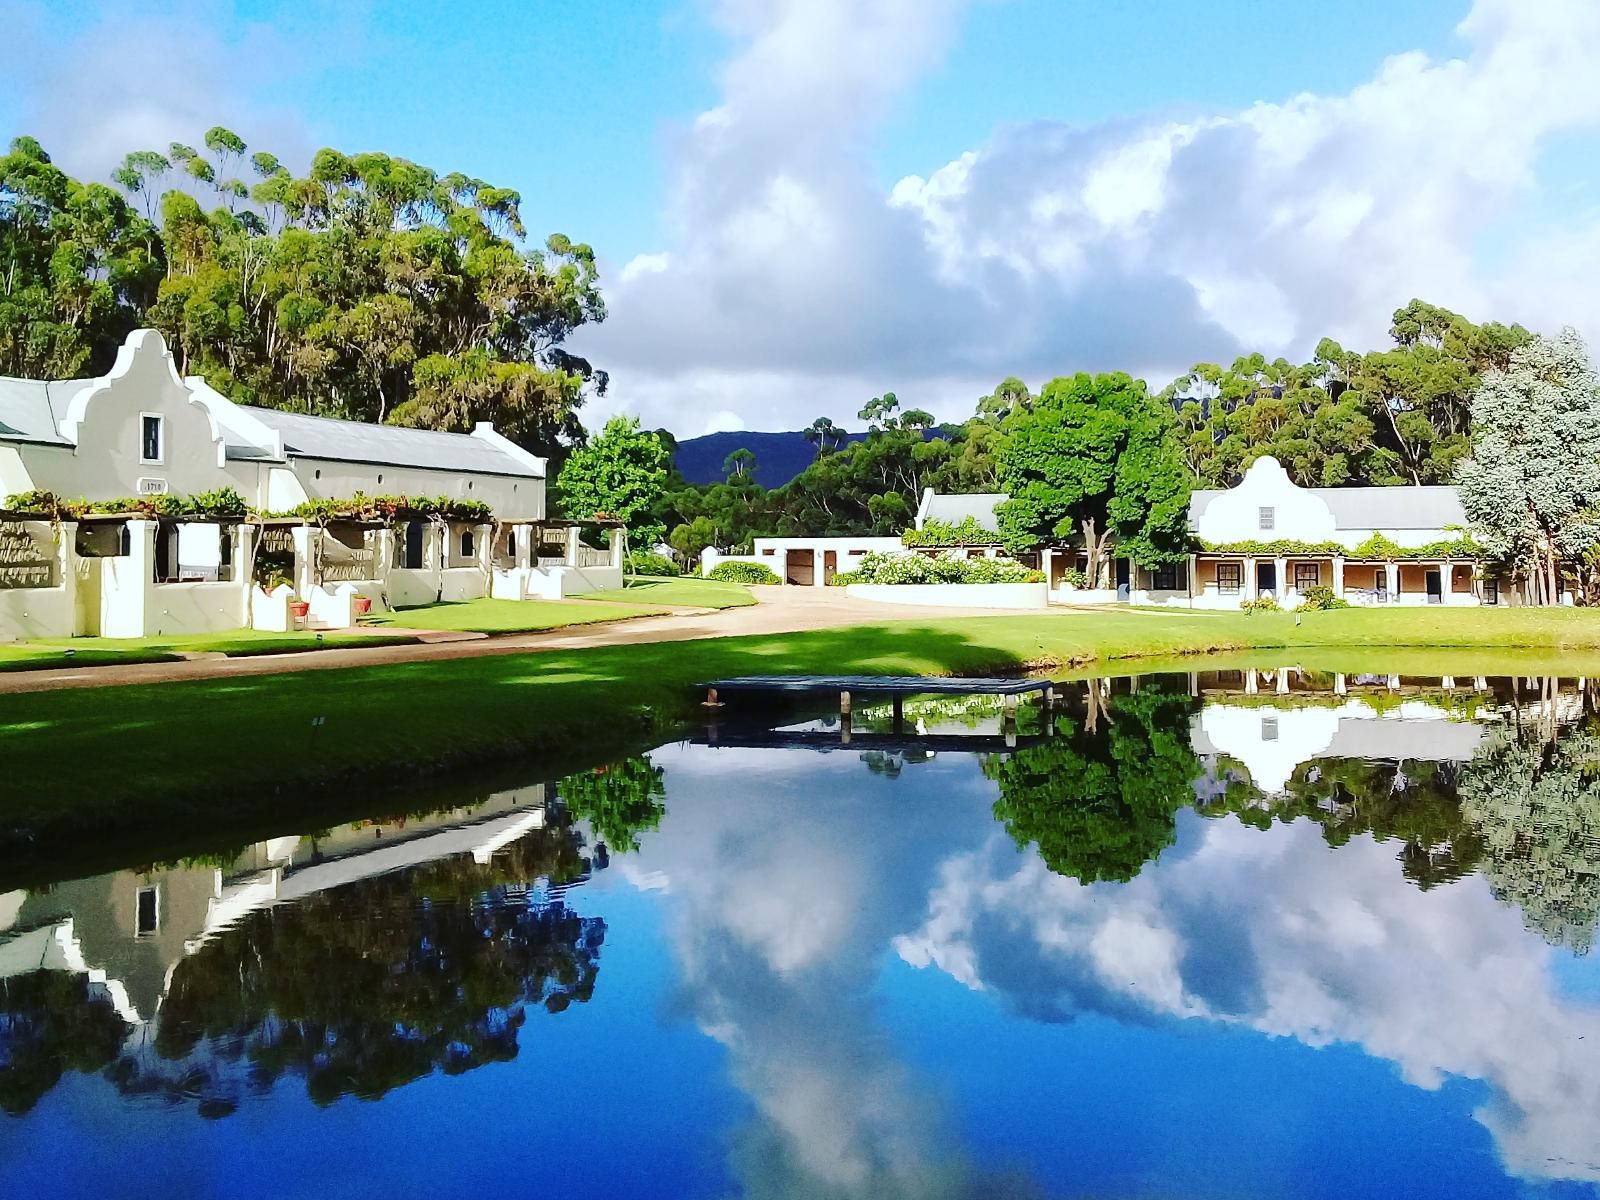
[3,666,1600,1198]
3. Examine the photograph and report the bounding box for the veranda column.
[1244,556,1258,601]
[1385,561,1399,603]
[1043,547,1055,592]
[1274,556,1287,600]
[514,524,533,570]
[1332,556,1345,599]
[565,525,581,567]
[1441,560,1453,604]
[1186,553,1197,608]
[57,519,79,634]
[608,528,625,569]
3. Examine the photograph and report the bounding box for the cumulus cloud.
[896,815,1600,1183]
[583,0,1600,433]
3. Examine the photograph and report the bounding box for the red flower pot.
[289,600,311,619]
[353,596,373,616]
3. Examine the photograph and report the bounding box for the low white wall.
[1051,587,1120,606]
[145,581,248,636]
[0,587,74,640]
[844,582,1048,609]
[524,563,625,599]
[387,566,441,608]
[440,567,488,602]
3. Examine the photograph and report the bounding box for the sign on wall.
[0,521,57,589]
[137,477,169,495]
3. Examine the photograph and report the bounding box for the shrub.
[1240,594,1281,614]
[707,560,780,584]
[834,550,1043,586]
[901,517,998,548]
[1058,566,1088,589]
[626,551,680,577]
[1297,584,1349,610]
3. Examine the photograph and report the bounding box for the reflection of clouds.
[632,746,1017,1198]
[896,813,1600,1182]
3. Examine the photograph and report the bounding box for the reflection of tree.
[1458,721,1600,955]
[0,971,131,1115]
[557,756,666,852]
[985,684,1201,883]
[1205,757,1484,889]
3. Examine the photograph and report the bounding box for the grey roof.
[1188,486,1466,532]
[922,492,1006,532]
[0,377,92,445]
[237,406,542,477]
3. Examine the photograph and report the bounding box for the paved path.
[0,588,1047,696]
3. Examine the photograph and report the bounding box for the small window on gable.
[140,414,163,463]
[1261,717,1279,742]
[136,886,159,936]
[1258,506,1275,532]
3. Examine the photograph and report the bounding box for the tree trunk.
[1082,517,1103,588]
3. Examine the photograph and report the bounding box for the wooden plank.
[702,674,1050,696]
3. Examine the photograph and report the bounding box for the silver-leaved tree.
[1457,329,1600,605]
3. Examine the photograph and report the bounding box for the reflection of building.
[0,785,546,1026]
[1192,699,1485,794]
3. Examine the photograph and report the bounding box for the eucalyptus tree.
[1457,330,1600,604]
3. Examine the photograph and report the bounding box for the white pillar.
[1043,547,1054,592]
[1274,556,1287,599]
[566,525,581,567]
[1334,673,1347,695]
[515,524,533,570]
[609,528,625,569]
[101,519,156,638]
[1245,669,1259,695]
[1333,556,1345,598]
[1244,556,1258,601]
[1385,561,1398,602]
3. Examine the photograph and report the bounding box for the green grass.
[0,628,420,670]
[8,604,1600,872]
[579,576,757,609]
[362,596,663,633]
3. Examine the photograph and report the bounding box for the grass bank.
[579,576,756,609]
[0,629,419,672]
[7,604,1600,872]
[360,596,663,632]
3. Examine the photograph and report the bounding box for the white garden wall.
[844,582,1048,609]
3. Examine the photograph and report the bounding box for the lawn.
[0,628,419,671]
[8,603,1600,874]
[578,576,757,609]
[361,596,664,633]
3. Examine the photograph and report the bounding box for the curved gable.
[1192,456,1336,544]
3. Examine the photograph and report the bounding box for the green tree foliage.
[555,415,670,547]
[1458,718,1600,955]
[1457,329,1600,604]
[984,683,1202,884]
[557,756,667,852]
[0,137,163,376]
[3,131,605,455]
[0,971,131,1116]
[995,372,1191,578]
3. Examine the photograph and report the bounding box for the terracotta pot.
[353,596,373,616]
[289,600,311,618]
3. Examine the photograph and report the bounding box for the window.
[1261,716,1279,742]
[1295,563,1320,591]
[403,520,424,570]
[1153,563,1178,590]
[1257,506,1275,532]
[139,414,163,463]
[1374,569,1387,597]
[136,886,159,936]
[1217,562,1242,595]
[1484,578,1499,605]
[460,530,475,558]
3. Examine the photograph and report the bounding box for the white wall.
[290,458,544,522]
[844,582,1048,609]
[1194,457,1338,544]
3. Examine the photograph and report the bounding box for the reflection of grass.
[363,597,661,633]
[10,605,1600,862]
[579,577,756,609]
[1,630,418,670]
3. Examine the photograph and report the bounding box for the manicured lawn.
[362,596,663,633]
[0,629,419,670]
[579,576,757,609]
[8,604,1600,870]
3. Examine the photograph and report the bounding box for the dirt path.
[0,589,1051,696]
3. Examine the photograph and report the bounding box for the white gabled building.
[0,329,623,640]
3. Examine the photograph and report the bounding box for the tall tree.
[1457,330,1600,604]
[996,372,1190,581]
[555,415,671,547]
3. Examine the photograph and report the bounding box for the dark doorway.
[1426,569,1442,603]
[1256,562,1277,595]
[786,548,814,586]
[404,520,425,569]
[823,550,837,585]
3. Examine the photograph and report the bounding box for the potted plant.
[289,598,311,620]
[352,595,373,616]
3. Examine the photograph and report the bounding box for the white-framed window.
[1295,562,1320,591]
[139,413,164,464]
[135,885,160,936]
[460,529,475,558]
[1261,716,1279,742]
[1257,506,1275,532]
[1217,562,1242,595]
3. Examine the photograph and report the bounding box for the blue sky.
[6,0,1600,434]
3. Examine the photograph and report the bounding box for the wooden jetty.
[700,674,1055,729]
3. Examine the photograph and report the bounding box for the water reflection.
[4,671,1600,1196]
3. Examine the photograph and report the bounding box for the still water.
[4,668,1600,1198]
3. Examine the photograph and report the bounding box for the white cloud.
[582,0,1600,435]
